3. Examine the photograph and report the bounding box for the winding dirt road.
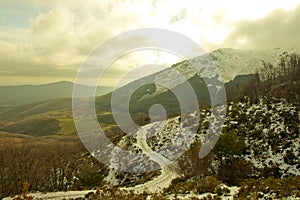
[131,123,180,193]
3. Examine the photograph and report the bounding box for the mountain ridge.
[2,46,299,106]
[0,73,258,136]
[0,81,113,106]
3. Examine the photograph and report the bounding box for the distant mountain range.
[0,46,299,136]
[0,73,257,136]
[0,81,113,106]
[1,47,299,107]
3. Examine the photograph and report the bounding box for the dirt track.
[131,123,180,193]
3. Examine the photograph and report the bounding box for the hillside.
[0,73,257,136]
[97,96,299,199]
[0,81,113,106]
[0,49,299,199]
[1,47,299,138]
[172,46,300,81]
[1,94,299,199]
[1,46,297,110]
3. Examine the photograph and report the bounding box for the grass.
[1,117,60,136]
[57,118,77,135]
[0,98,72,120]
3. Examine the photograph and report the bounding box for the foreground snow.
[3,190,96,200]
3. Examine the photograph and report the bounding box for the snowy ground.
[3,190,96,200]
[124,123,180,193]
[4,97,299,199]
[166,185,239,200]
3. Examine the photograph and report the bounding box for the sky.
[0,0,299,86]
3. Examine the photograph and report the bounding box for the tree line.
[226,52,300,104]
[0,136,107,199]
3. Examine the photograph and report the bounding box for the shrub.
[236,176,300,199]
[13,182,33,200]
[214,185,230,196]
[196,176,221,194]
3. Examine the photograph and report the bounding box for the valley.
[0,48,299,200]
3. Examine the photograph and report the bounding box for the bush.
[13,182,33,200]
[236,176,300,199]
[214,185,230,196]
[165,176,221,195]
[196,176,221,194]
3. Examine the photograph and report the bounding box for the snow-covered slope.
[115,47,300,105]
[174,47,300,82]
[101,96,298,194]
[225,97,299,177]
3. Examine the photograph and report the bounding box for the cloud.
[0,0,189,85]
[0,0,147,80]
[0,40,76,77]
[223,5,300,49]
[1,0,300,85]
[169,8,187,24]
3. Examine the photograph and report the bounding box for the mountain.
[0,81,113,106]
[91,96,299,198]
[1,48,299,199]
[209,47,300,82]
[1,46,299,136]
[94,46,300,116]
[0,74,257,136]
[1,47,297,107]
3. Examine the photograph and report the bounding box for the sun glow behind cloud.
[0,0,299,86]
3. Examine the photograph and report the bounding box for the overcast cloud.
[0,0,299,85]
[224,5,300,49]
